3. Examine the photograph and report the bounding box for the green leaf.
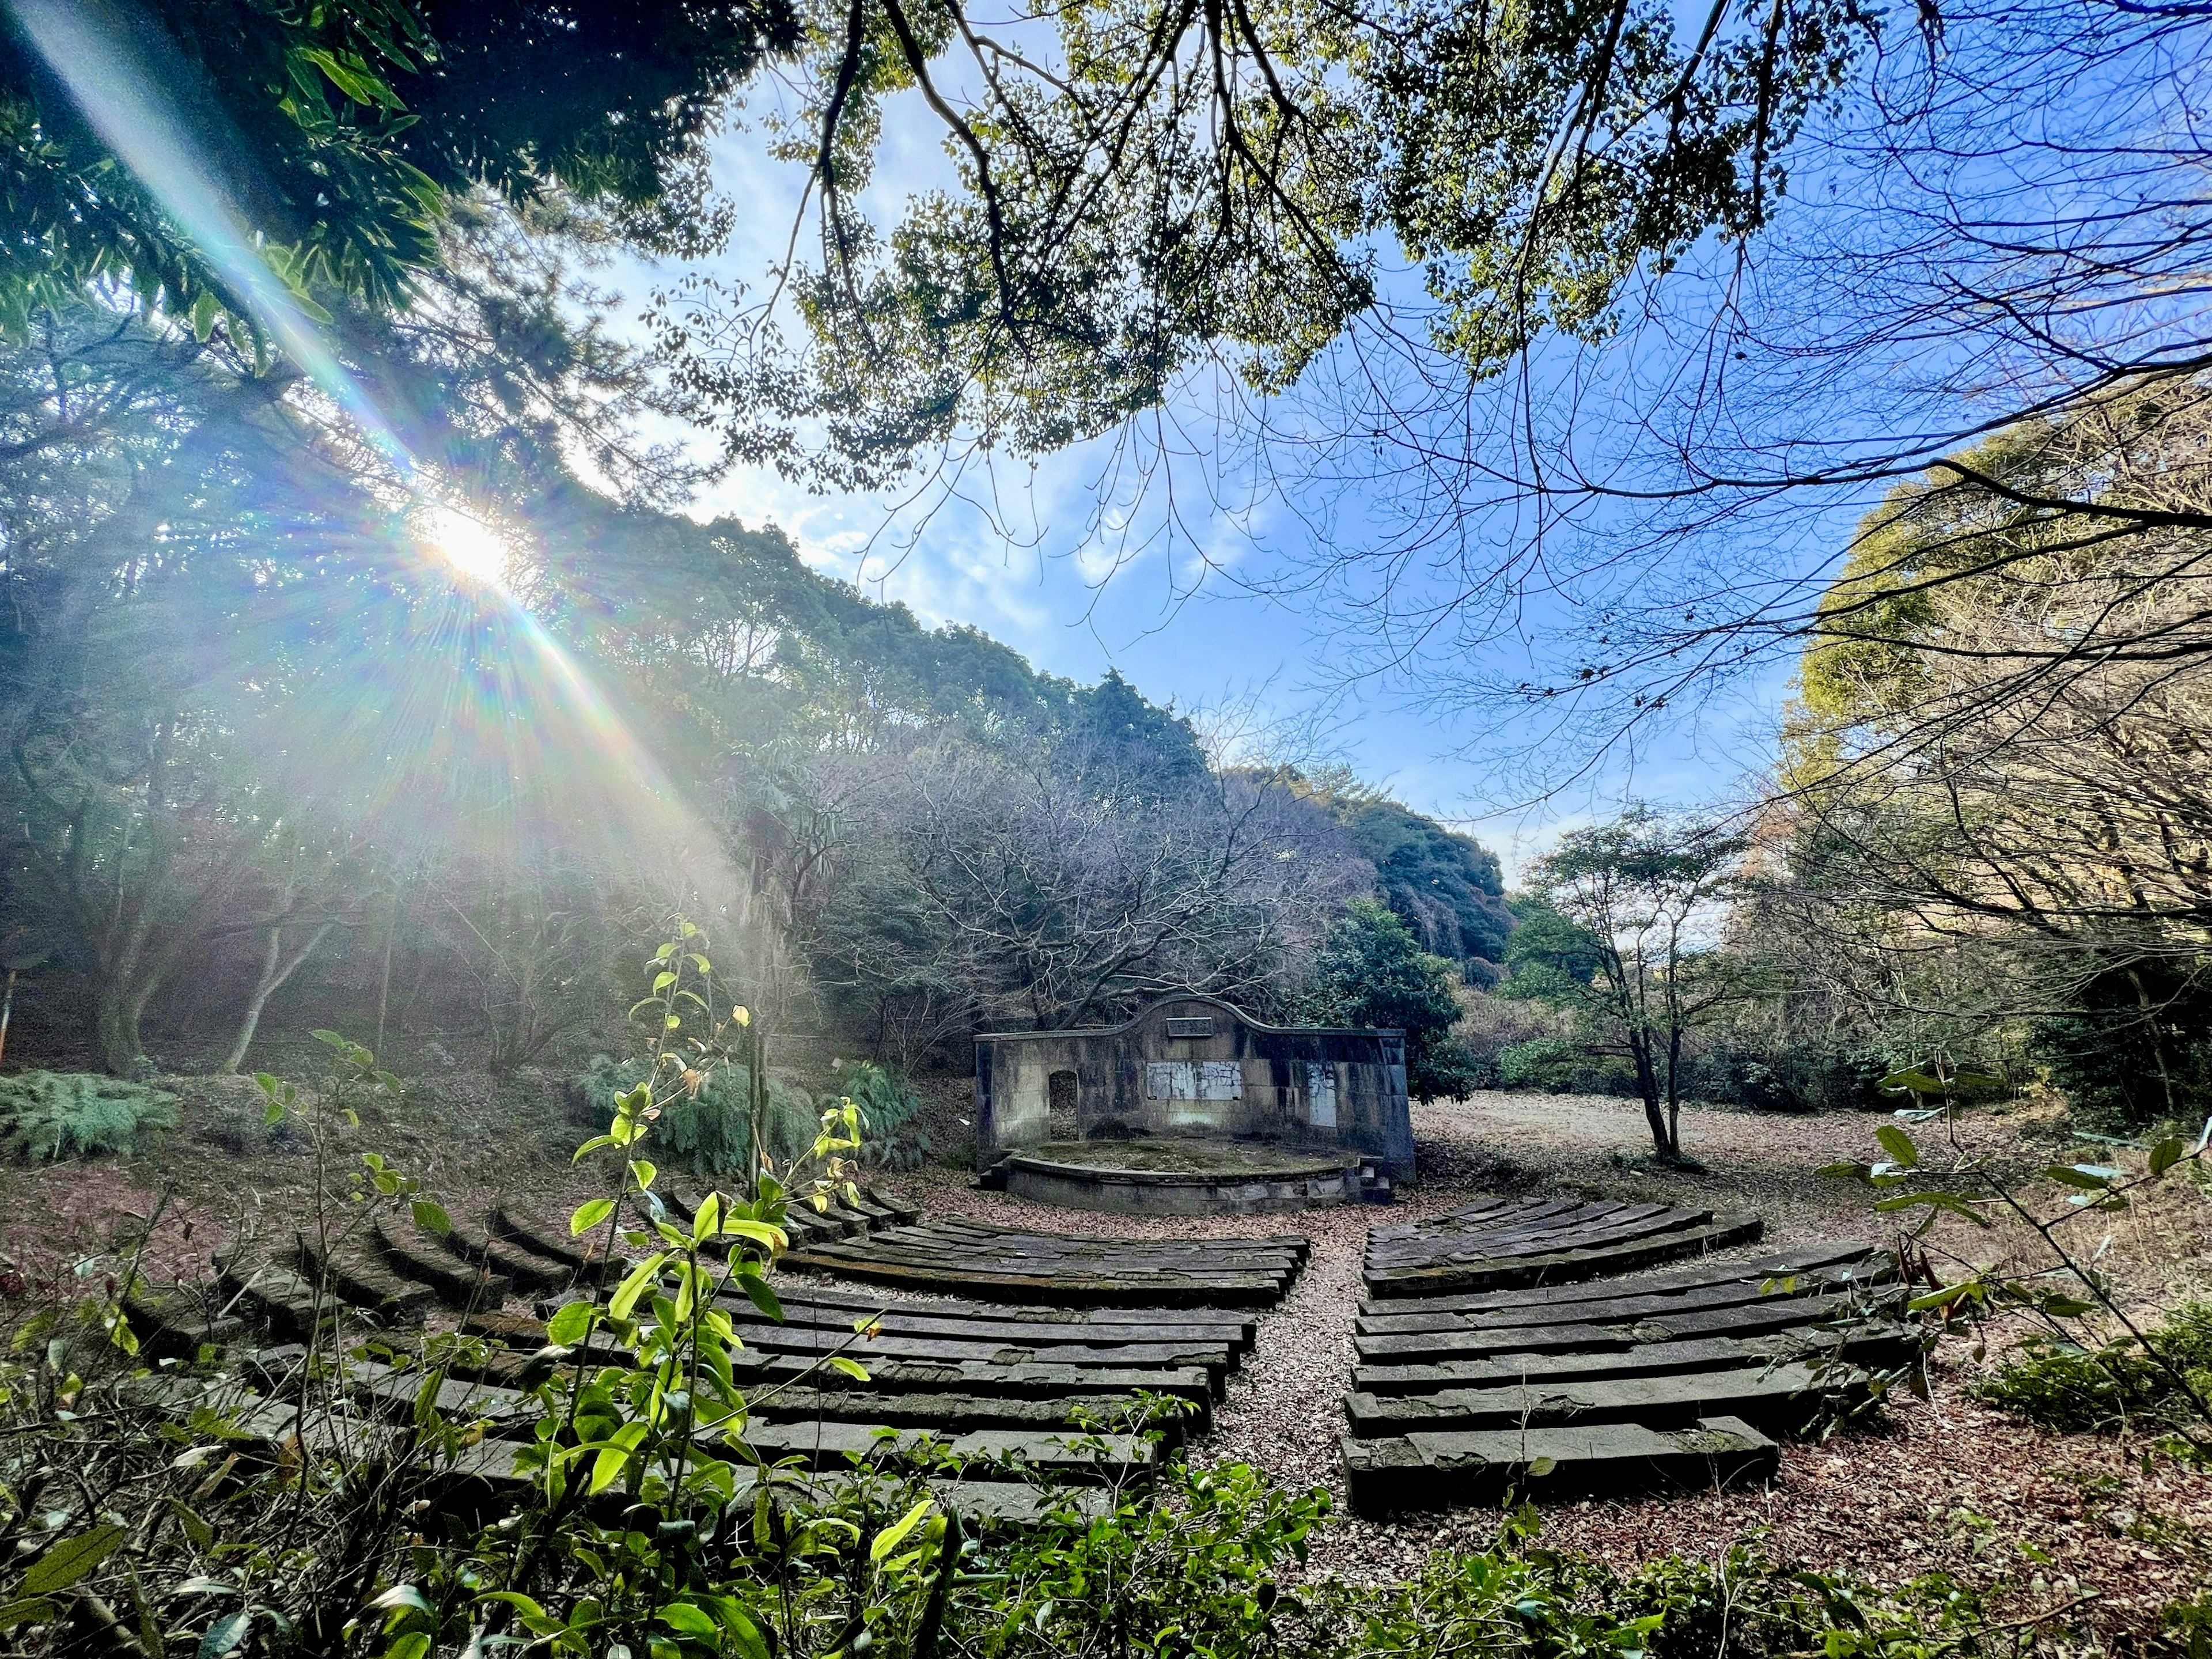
[263,1100,285,1127]
[872,1497,936,1561]
[827,1355,870,1381]
[1874,1125,1920,1169]
[0,1599,57,1630]
[629,1160,657,1192]
[2148,1137,2186,1177]
[608,1253,668,1322]
[657,1603,719,1639]
[720,1219,785,1249]
[410,1199,452,1237]
[725,1605,770,1659]
[653,971,678,993]
[1526,1456,1557,1478]
[297,46,388,105]
[198,1609,252,1659]
[1880,1067,1944,1096]
[544,1301,593,1345]
[588,1427,646,1495]
[2046,1164,2121,1190]
[1816,1161,1871,1182]
[168,1498,214,1551]
[370,1585,433,1618]
[738,1272,783,1323]
[1873,1190,1993,1225]
[693,1192,722,1245]
[1906,1284,1974,1312]
[24,1524,126,1594]
[570,1198,615,1237]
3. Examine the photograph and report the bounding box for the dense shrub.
[1305,899,1481,1101]
[1497,1036,1637,1095]
[2028,956,2212,1132]
[0,1071,175,1160]
[1974,1302,2212,1434]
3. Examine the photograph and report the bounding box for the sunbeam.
[5,0,740,908]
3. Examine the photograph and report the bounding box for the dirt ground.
[888,1093,2212,1638]
[3,1077,2207,1639]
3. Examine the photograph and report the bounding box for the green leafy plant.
[0,1071,176,1160]
[1975,1302,2212,1434]
[1827,1111,2212,1460]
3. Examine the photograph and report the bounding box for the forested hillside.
[0,300,1503,1077]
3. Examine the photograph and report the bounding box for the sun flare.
[419,503,514,589]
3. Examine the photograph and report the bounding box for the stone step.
[372,1217,512,1310]
[725,1323,1236,1389]
[750,1389,1194,1445]
[438,1215,578,1294]
[1357,1258,1890,1335]
[290,1237,440,1322]
[215,1259,334,1336]
[1354,1290,1891,1363]
[491,1204,594,1270]
[1343,1415,1778,1517]
[1353,1322,1919,1395]
[1343,1361,1868,1437]
[1362,1214,1765,1298]
[740,1419,1155,1484]
[1354,1244,1884,1318]
[732,1355,1216,1423]
[124,1289,249,1357]
[764,1285,1256,1350]
[779,1252,1291,1309]
[820,1240,1305,1279]
[865,1187,925,1225]
[1363,1200,1711,1268]
[449,1308,1217,1421]
[719,1296,1251,1359]
[445,1436,1110,1522]
[345,1358,540,1429]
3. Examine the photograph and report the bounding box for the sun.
[419,503,514,589]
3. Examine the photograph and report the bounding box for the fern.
[837,1061,929,1169]
[572,1055,815,1177]
[0,1072,177,1161]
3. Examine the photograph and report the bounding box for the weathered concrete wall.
[975,997,1415,1179]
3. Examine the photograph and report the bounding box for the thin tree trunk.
[222,922,333,1073]
[375,878,407,1059]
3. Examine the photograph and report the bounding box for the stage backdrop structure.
[972,996,1413,1214]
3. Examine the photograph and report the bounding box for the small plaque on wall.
[1164,1017,1216,1038]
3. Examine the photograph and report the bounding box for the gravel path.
[889,1093,2212,1637]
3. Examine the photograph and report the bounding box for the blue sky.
[596,89,1809,881]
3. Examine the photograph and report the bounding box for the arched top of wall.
[976,995,1405,1045]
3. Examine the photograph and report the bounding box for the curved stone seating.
[204,1192,1293,1524]
[1363,1196,1763,1297]
[781,1218,1309,1308]
[1342,1240,1914,1516]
